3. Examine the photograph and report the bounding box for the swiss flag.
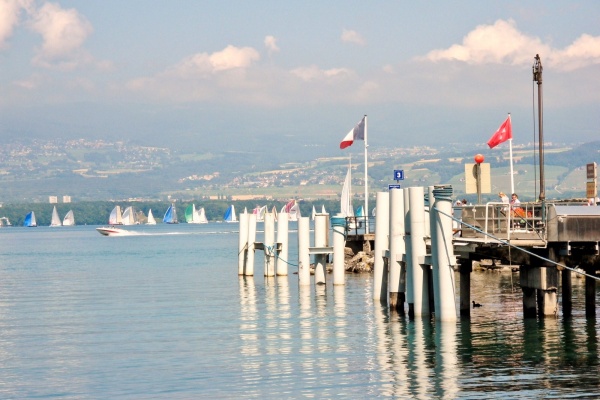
[487,116,512,148]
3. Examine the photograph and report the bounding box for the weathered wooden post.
[373,191,389,303]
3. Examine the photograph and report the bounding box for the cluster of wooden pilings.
[373,185,459,321]
[238,212,347,286]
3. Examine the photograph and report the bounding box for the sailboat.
[50,206,61,227]
[62,210,75,226]
[185,204,205,224]
[311,205,316,220]
[121,206,137,225]
[163,204,178,224]
[108,206,123,225]
[146,209,156,225]
[271,206,278,222]
[24,211,37,227]
[197,207,208,224]
[223,205,237,223]
[252,205,267,222]
[322,205,327,214]
[340,167,356,230]
[281,200,301,221]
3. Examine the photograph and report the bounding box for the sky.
[1,1,600,152]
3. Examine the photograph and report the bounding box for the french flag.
[340,116,366,149]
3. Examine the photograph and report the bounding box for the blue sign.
[388,184,401,190]
[394,170,404,180]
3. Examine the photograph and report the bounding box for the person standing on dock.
[510,193,520,206]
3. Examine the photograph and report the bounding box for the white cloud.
[264,35,279,55]
[0,0,32,49]
[420,19,600,71]
[551,34,600,71]
[28,2,93,69]
[170,45,260,77]
[341,29,366,46]
[290,65,353,81]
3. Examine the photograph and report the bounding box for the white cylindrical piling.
[403,188,413,308]
[276,212,289,276]
[373,192,389,302]
[314,214,327,285]
[432,186,458,321]
[332,214,346,285]
[389,188,405,311]
[246,213,257,276]
[409,186,430,317]
[298,217,311,286]
[238,212,249,275]
[264,212,275,276]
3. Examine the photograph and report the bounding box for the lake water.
[0,224,598,399]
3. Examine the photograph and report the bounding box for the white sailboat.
[62,210,75,226]
[282,200,301,221]
[223,205,237,223]
[163,204,178,224]
[322,205,327,214]
[50,206,61,227]
[146,209,156,225]
[311,205,316,220]
[121,206,137,225]
[340,167,356,229]
[197,207,208,224]
[109,206,123,225]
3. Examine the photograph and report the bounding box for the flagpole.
[508,114,514,195]
[364,115,369,233]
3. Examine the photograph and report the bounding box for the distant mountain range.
[0,138,597,204]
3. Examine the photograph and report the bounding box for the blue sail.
[163,204,178,224]
[23,211,37,227]
[223,205,233,222]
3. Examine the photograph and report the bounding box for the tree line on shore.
[0,199,343,226]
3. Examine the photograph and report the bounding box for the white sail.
[50,206,61,227]
[109,206,122,225]
[121,206,136,225]
[62,210,75,226]
[321,205,327,214]
[224,205,237,223]
[198,207,208,224]
[340,167,352,217]
[311,206,316,220]
[147,209,156,225]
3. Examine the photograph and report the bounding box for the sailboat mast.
[363,115,369,232]
[533,54,544,202]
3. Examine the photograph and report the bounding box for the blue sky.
[1,1,600,150]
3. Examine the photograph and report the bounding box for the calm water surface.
[0,224,598,399]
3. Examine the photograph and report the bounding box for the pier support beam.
[314,214,328,285]
[264,212,275,277]
[298,217,310,286]
[408,186,430,318]
[373,192,389,303]
[389,188,405,312]
[431,186,457,322]
[246,214,257,276]
[520,260,558,318]
[332,214,346,285]
[238,212,249,275]
[459,260,472,317]
[276,212,289,276]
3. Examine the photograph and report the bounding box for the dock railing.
[460,201,547,244]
